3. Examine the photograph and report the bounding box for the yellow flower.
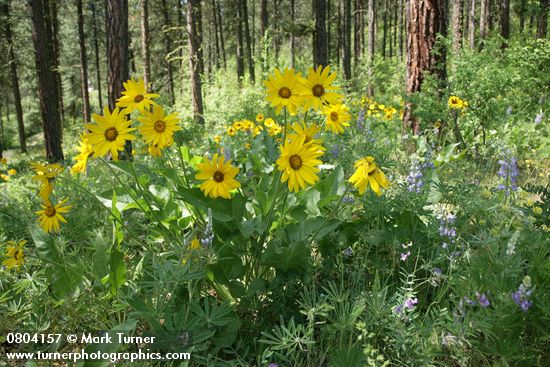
[138,105,181,148]
[226,126,236,136]
[148,144,162,157]
[214,135,222,144]
[3,240,26,271]
[348,156,390,196]
[86,107,136,161]
[0,174,9,182]
[256,113,265,123]
[71,135,94,174]
[324,104,351,134]
[264,67,303,114]
[31,162,64,203]
[264,118,276,128]
[291,121,323,145]
[300,66,343,111]
[7,169,16,175]
[233,120,244,130]
[276,134,324,192]
[35,199,72,233]
[253,126,263,136]
[245,143,251,150]
[196,154,241,199]
[448,96,464,109]
[116,78,159,114]
[182,237,202,265]
[243,120,254,131]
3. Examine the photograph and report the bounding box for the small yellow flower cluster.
[0,158,17,181]
[225,118,264,138]
[2,240,26,271]
[448,95,468,109]
[362,97,399,121]
[31,162,71,233]
[72,78,182,172]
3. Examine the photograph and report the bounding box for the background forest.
[0,0,549,366]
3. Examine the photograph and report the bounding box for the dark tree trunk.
[354,0,364,67]
[236,0,245,81]
[91,1,103,111]
[260,0,268,70]
[216,0,227,68]
[187,0,205,124]
[0,103,3,158]
[389,0,394,58]
[452,0,464,51]
[2,1,26,153]
[161,0,175,105]
[367,0,375,96]
[290,0,296,68]
[519,0,526,33]
[398,0,404,60]
[106,0,131,156]
[468,0,476,49]
[382,0,387,58]
[49,0,64,124]
[77,0,91,125]
[140,0,151,87]
[29,0,64,162]
[313,0,328,67]
[241,0,255,83]
[403,0,447,134]
[479,0,488,49]
[343,0,352,79]
[211,0,221,69]
[500,0,510,47]
[536,0,549,38]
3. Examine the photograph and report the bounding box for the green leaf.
[261,240,311,274]
[108,246,127,296]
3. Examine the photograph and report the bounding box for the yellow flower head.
[264,68,304,115]
[31,162,64,202]
[138,105,181,148]
[256,113,265,123]
[291,121,323,145]
[7,168,16,175]
[264,118,276,129]
[348,156,390,196]
[0,174,9,182]
[324,104,351,134]
[71,134,94,174]
[448,96,464,109]
[214,135,222,144]
[35,198,72,233]
[233,120,244,130]
[300,66,343,111]
[3,240,27,271]
[86,107,136,161]
[148,144,162,157]
[196,154,241,199]
[226,126,236,136]
[116,78,160,114]
[276,134,324,192]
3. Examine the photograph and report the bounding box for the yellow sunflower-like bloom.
[214,135,222,144]
[196,154,241,199]
[264,118,276,128]
[86,107,136,161]
[300,66,343,111]
[348,156,390,196]
[71,135,94,174]
[448,96,465,109]
[116,78,160,114]
[256,113,265,123]
[3,240,26,270]
[31,162,64,203]
[276,134,324,192]
[324,104,351,134]
[226,126,236,136]
[233,120,244,130]
[264,68,304,115]
[148,144,162,157]
[291,121,323,145]
[0,174,9,181]
[35,199,72,233]
[7,169,16,175]
[138,105,181,148]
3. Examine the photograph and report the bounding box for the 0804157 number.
[6,333,62,344]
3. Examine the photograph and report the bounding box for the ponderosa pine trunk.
[519,0,526,33]
[536,0,549,38]
[216,0,227,68]
[91,1,103,111]
[452,0,464,51]
[241,0,255,83]
[48,0,64,125]
[367,0,375,96]
[140,0,151,87]
[2,0,26,153]
[343,0,352,79]
[236,0,245,81]
[260,0,268,70]
[398,0,404,60]
[106,0,131,156]
[479,0,488,49]
[468,0,476,49]
[290,0,296,68]
[313,0,328,67]
[160,0,175,105]
[187,0,205,124]
[500,0,510,48]
[403,0,447,134]
[354,0,364,67]
[77,0,91,125]
[29,0,64,161]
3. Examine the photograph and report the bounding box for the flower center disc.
[154,120,166,132]
[289,154,302,170]
[312,84,325,97]
[213,171,225,183]
[14,250,22,261]
[134,94,144,103]
[45,207,56,217]
[330,111,339,121]
[278,87,291,99]
[104,127,119,142]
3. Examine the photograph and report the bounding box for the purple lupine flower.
[222,146,232,161]
[268,363,279,367]
[476,292,490,307]
[404,298,418,310]
[342,247,353,257]
[496,153,519,195]
[400,251,411,261]
[406,162,424,193]
[393,304,404,315]
[512,282,533,312]
[357,109,365,130]
[463,296,477,306]
[342,195,355,204]
[534,111,543,125]
[439,211,458,249]
[506,106,513,116]
[330,144,340,159]
[434,268,442,277]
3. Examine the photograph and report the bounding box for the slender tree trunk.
[367,0,375,96]
[389,0,394,58]
[519,0,526,33]
[106,0,131,156]
[49,0,64,124]
[2,1,26,153]
[140,0,151,87]
[29,0,64,162]
[77,0,91,125]
[452,0,464,51]
[404,0,447,134]
[91,1,103,111]
[313,0,328,67]
[211,0,221,69]
[161,0,175,105]
[236,0,245,81]
[216,0,227,68]
[468,0,476,49]
[260,0,268,71]
[241,0,255,83]
[343,0,352,79]
[274,0,280,62]
[0,103,3,158]
[536,0,549,38]
[479,0,488,49]
[354,0,363,67]
[500,0,510,47]
[382,0,387,58]
[290,0,296,68]
[187,0,205,124]
[398,0,404,60]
